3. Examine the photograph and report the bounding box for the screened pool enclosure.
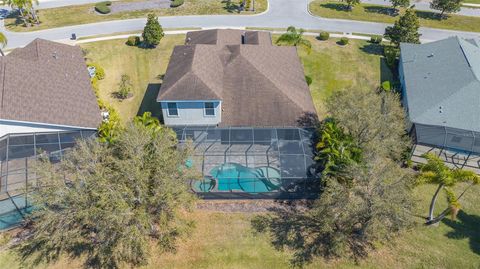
[173,126,320,199]
[0,130,96,230]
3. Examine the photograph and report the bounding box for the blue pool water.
[192,163,281,193]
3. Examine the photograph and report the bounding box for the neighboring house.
[399,36,480,154]
[0,38,102,137]
[0,39,101,229]
[157,29,317,127]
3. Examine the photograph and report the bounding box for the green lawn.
[5,0,267,32]
[1,184,479,268]
[464,0,480,4]
[80,35,186,123]
[309,0,480,32]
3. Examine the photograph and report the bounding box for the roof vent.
[439,106,443,113]
[52,51,58,59]
[428,53,434,58]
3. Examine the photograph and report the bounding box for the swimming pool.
[192,163,282,193]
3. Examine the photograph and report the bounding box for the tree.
[384,8,421,47]
[142,13,164,48]
[417,153,480,225]
[253,158,414,266]
[0,32,7,56]
[341,0,360,10]
[430,0,462,18]
[390,0,409,12]
[18,122,198,268]
[326,89,410,162]
[117,74,132,99]
[6,0,39,26]
[315,119,362,180]
[276,26,312,53]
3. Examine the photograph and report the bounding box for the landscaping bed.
[309,0,480,32]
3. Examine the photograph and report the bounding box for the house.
[0,38,102,137]
[157,29,317,127]
[399,36,480,170]
[157,29,319,198]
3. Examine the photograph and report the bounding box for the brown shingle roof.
[0,39,101,129]
[158,29,317,127]
[185,29,272,46]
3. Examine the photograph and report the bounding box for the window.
[204,102,215,116]
[167,102,178,117]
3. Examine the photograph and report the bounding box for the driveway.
[2,0,480,49]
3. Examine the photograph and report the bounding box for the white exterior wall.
[0,120,92,137]
[160,101,221,126]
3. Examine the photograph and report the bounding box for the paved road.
[3,0,480,49]
[363,0,480,17]
[1,0,115,10]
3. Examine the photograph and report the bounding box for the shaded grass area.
[80,35,186,123]
[5,0,267,32]
[309,0,480,32]
[0,184,479,268]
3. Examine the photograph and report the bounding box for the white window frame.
[204,102,216,117]
[166,102,179,117]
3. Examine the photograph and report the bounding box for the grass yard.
[80,35,186,123]
[309,0,480,32]
[5,0,267,32]
[0,184,479,268]
[298,36,393,116]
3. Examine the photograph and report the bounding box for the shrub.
[318,32,330,41]
[170,0,184,7]
[338,37,349,45]
[117,74,132,99]
[87,63,105,80]
[95,1,111,14]
[381,81,391,92]
[305,75,313,86]
[126,35,140,46]
[370,35,382,44]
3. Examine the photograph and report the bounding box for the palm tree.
[6,0,39,26]
[315,120,362,180]
[276,26,312,53]
[0,32,7,56]
[417,153,480,225]
[134,112,160,130]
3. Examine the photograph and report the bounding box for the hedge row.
[95,1,112,14]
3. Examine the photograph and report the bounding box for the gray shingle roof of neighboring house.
[158,29,316,127]
[0,38,102,129]
[400,36,480,132]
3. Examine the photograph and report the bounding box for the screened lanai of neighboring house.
[173,126,320,199]
[0,130,96,230]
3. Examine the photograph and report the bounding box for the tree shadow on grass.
[364,6,398,16]
[360,43,384,56]
[320,2,351,12]
[443,211,480,255]
[137,83,163,123]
